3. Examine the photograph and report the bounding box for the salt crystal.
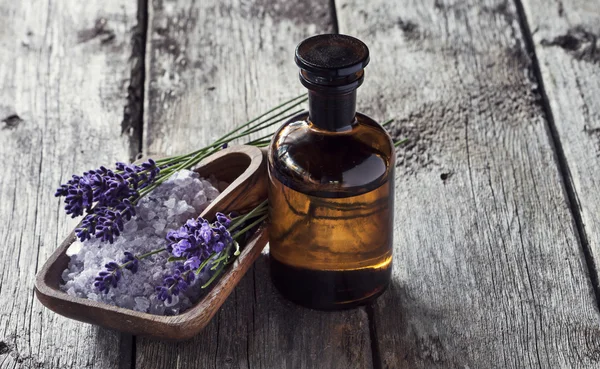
[61,269,70,282]
[164,198,176,209]
[205,186,219,200]
[175,200,189,215]
[60,169,220,315]
[163,294,179,307]
[134,297,150,312]
[66,241,83,256]
[153,219,166,232]
[124,220,138,233]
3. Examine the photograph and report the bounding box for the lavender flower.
[92,251,143,293]
[122,251,139,274]
[216,212,231,227]
[93,262,122,293]
[153,213,236,301]
[156,264,195,303]
[57,159,159,243]
[75,199,136,243]
[165,213,233,265]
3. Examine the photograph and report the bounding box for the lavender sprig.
[93,248,165,293]
[91,203,267,296]
[155,264,195,304]
[55,95,309,245]
[156,202,268,302]
[93,262,122,293]
[56,159,161,243]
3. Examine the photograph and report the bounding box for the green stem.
[202,262,226,288]
[229,200,268,231]
[244,108,302,144]
[228,108,303,143]
[215,94,305,144]
[120,248,167,270]
[232,214,267,240]
[194,252,217,275]
[238,103,305,135]
[394,138,408,147]
[382,118,394,127]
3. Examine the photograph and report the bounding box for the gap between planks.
[121,0,149,368]
[122,0,149,163]
[512,0,600,313]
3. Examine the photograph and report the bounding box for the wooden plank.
[335,0,600,367]
[519,0,600,304]
[137,0,373,367]
[0,0,138,367]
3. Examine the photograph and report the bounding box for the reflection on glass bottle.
[268,34,395,310]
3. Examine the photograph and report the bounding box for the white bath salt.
[60,170,222,316]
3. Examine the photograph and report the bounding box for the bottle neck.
[308,90,357,131]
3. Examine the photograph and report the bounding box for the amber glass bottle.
[268,34,395,310]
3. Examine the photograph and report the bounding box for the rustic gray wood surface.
[336,0,600,367]
[2,0,600,368]
[520,0,600,311]
[0,0,139,368]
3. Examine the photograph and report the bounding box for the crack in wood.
[541,26,600,66]
[122,0,148,162]
[514,0,600,314]
[77,18,116,44]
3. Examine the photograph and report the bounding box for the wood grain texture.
[138,0,373,367]
[520,0,600,305]
[336,0,600,367]
[0,0,138,368]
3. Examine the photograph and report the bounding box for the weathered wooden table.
[1,0,600,367]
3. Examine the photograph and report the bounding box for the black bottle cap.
[295,34,370,92]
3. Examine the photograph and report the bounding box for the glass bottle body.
[268,112,395,310]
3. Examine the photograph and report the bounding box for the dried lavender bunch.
[55,160,160,217]
[54,159,161,243]
[94,249,165,294]
[55,95,308,245]
[156,204,267,302]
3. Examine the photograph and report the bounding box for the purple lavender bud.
[115,162,127,171]
[215,212,231,227]
[155,286,172,303]
[122,251,139,274]
[93,262,122,293]
[214,241,225,253]
[185,218,199,228]
[172,239,192,257]
[155,264,195,303]
[116,199,136,221]
[75,213,98,242]
[199,221,213,244]
[54,184,69,197]
[184,256,201,270]
[141,159,160,182]
[95,209,125,244]
[53,158,168,245]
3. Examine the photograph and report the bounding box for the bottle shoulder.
[268,112,395,197]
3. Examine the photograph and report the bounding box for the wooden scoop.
[35,145,268,340]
